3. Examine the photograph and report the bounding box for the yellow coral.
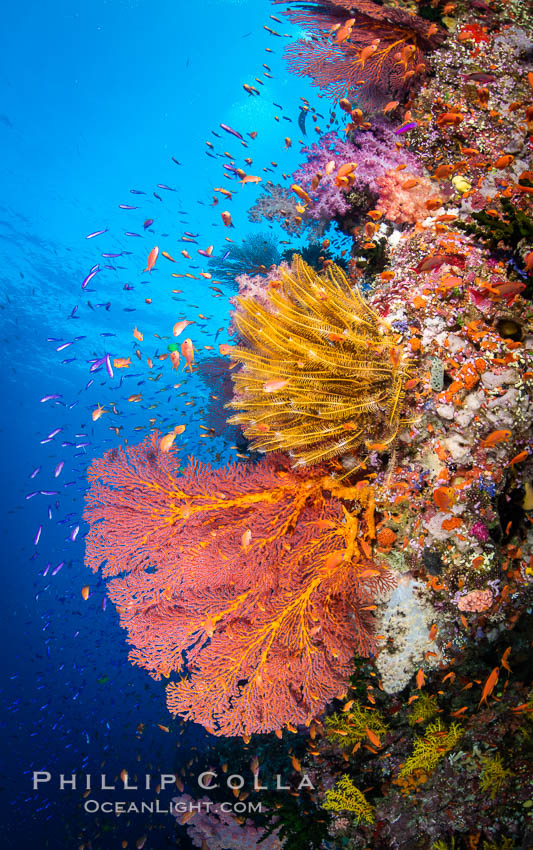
[325,702,388,748]
[322,775,374,824]
[399,719,463,780]
[480,753,513,799]
[407,692,440,726]
[227,256,411,466]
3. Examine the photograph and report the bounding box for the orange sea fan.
[274,0,445,107]
[84,434,396,735]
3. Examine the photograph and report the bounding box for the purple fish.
[69,306,78,317]
[105,353,114,379]
[51,562,64,576]
[26,492,39,500]
[40,394,62,403]
[43,564,51,577]
[54,461,64,478]
[220,123,244,141]
[40,490,59,496]
[30,467,41,478]
[130,189,146,194]
[157,184,175,191]
[85,229,108,239]
[89,357,106,372]
[124,232,142,237]
[394,122,417,135]
[48,507,53,520]
[119,204,138,209]
[82,265,101,289]
[102,597,107,611]
[34,525,42,545]
[56,341,73,352]
[70,525,80,542]
[143,219,154,229]
[101,252,122,258]
[48,428,63,439]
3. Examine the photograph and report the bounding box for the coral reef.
[83,1,533,845]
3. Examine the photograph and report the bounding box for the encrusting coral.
[226,255,412,467]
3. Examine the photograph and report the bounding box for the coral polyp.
[227,256,411,466]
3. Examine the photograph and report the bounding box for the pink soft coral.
[457,588,493,612]
[173,794,283,849]
[375,170,437,224]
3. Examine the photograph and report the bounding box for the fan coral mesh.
[274,0,445,108]
[84,435,395,735]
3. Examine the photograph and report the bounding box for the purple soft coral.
[292,122,420,224]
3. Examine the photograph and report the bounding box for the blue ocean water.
[0,1,340,846]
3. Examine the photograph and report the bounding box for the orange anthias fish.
[480,429,511,448]
[169,349,180,371]
[113,357,131,368]
[433,486,456,511]
[133,327,143,342]
[290,184,313,205]
[240,175,262,185]
[173,319,194,337]
[92,404,105,421]
[221,211,233,228]
[144,246,159,272]
[181,338,196,372]
[263,378,288,393]
[479,667,499,707]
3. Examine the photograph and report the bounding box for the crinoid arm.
[227,256,411,467]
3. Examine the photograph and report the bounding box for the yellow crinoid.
[226,255,411,466]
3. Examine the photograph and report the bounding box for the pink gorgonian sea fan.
[84,433,395,736]
[274,0,445,108]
